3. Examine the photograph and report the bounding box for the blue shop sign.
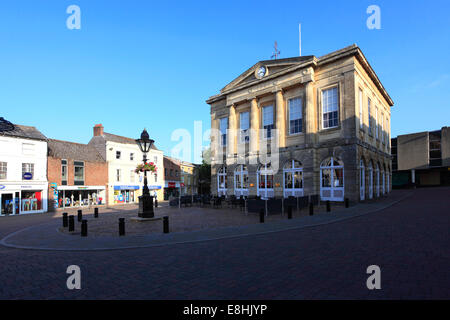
[148,185,162,190]
[0,185,5,190]
[23,172,33,180]
[114,185,140,190]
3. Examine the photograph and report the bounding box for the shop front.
[55,185,106,209]
[113,185,140,204]
[0,183,48,216]
[164,181,180,200]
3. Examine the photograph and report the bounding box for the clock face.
[257,66,266,78]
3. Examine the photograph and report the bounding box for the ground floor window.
[360,159,365,201]
[57,190,104,208]
[257,163,274,199]
[21,191,42,212]
[217,166,227,196]
[113,190,135,204]
[283,160,303,197]
[320,157,344,201]
[234,165,248,197]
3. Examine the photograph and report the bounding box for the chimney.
[93,124,104,136]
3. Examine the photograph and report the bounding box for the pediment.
[221,56,315,93]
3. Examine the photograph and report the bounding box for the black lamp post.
[136,128,155,218]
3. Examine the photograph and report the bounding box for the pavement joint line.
[0,192,413,252]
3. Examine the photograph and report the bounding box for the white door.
[320,157,344,202]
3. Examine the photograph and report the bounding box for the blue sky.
[1,0,449,162]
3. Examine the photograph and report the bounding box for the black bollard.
[345,198,349,208]
[68,215,75,231]
[163,216,169,233]
[77,209,82,222]
[81,220,87,237]
[94,207,99,218]
[309,202,314,216]
[119,218,125,236]
[155,199,158,208]
[326,200,331,212]
[259,208,265,223]
[287,206,292,219]
[62,212,68,228]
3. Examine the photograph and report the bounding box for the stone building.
[391,127,450,187]
[206,45,393,202]
[47,139,108,210]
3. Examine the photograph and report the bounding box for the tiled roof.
[48,139,105,162]
[102,132,159,150]
[0,117,47,141]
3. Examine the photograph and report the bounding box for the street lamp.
[136,128,155,218]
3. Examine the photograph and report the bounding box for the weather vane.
[271,41,280,59]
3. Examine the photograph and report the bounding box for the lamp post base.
[138,195,154,218]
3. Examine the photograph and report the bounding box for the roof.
[206,44,394,107]
[89,132,159,150]
[48,139,105,162]
[0,117,47,141]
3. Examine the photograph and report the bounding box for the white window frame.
[375,106,379,139]
[321,86,339,130]
[368,98,372,135]
[234,165,248,197]
[22,163,35,180]
[239,112,250,144]
[116,169,121,182]
[219,117,228,147]
[288,97,303,135]
[0,161,7,180]
[262,105,274,140]
[283,160,303,198]
[257,163,274,199]
[359,88,363,129]
[217,166,227,196]
[320,157,344,201]
[368,162,373,199]
[360,159,365,201]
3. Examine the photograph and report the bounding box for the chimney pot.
[94,124,104,136]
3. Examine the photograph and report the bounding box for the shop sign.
[114,185,140,190]
[180,183,185,187]
[0,185,5,190]
[168,182,176,188]
[23,172,33,180]
[148,185,161,190]
[50,183,58,189]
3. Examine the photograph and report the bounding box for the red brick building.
[47,139,108,210]
[163,156,181,200]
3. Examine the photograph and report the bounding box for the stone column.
[275,90,286,148]
[210,114,220,165]
[228,104,237,156]
[250,98,259,155]
[304,81,315,144]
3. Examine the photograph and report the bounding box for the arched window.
[283,160,303,197]
[360,159,365,201]
[217,166,227,196]
[368,161,373,199]
[257,163,274,199]
[320,157,344,201]
[234,165,248,197]
[375,163,380,198]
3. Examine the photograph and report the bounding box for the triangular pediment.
[221,56,315,93]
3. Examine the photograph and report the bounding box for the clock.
[256,66,267,79]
